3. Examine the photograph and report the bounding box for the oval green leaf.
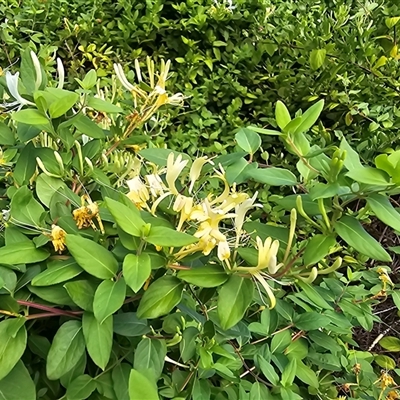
[178,265,229,288]
[123,253,152,293]
[246,167,297,186]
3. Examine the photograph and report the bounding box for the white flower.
[166,152,188,195]
[126,176,150,210]
[113,63,135,91]
[145,174,165,197]
[217,240,230,261]
[30,51,42,90]
[256,236,281,274]
[4,71,35,109]
[234,192,261,238]
[57,58,65,89]
[189,156,212,193]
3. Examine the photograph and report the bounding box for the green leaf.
[80,69,97,89]
[249,382,270,400]
[303,235,336,266]
[137,276,184,319]
[134,338,167,379]
[340,137,363,171]
[46,320,85,380]
[0,319,27,380]
[275,101,291,130]
[375,355,396,370]
[256,355,279,385]
[93,279,126,323]
[282,358,297,387]
[10,185,45,227]
[178,265,228,288]
[113,313,150,337]
[294,100,324,134]
[0,241,49,265]
[247,126,282,136]
[244,221,289,247]
[310,49,326,70]
[82,312,113,370]
[36,174,65,207]
[32,259,82,286]
[379,336,400,351]
[346,167,390,186]
[0,123,15,145]
[49,91,79,118]
[217,276,254,330]
[246,167,297,186]
[296,281,334,310]
[146,226,198,247]
[112,363,130,400]
[335,216,391,262]
[295,360,319,388]
[367,194,400,232]
[29,284,75,306]
[105,197,145,237]
[235,128,261,154]
[0,361,36,400]
[13,142,36,187]
[294,312,331,331]
[271,329,292,353]
[386,17,400,28]
[12,109,48,125]
[66,374,96,400]
[123,253,152,293]
[65,234,119,279]
[73,114,105,139]
[180,327,199,363]
[87,97,123,113]
[64,280,96,312]
[225,158,254,185]
[129,369,159,400]
[139,148,190,167]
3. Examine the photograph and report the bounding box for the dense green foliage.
[2,0,400,156]
[1,1,400,400]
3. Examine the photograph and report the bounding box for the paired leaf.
[178,265,228,288]
[123,253,152,293]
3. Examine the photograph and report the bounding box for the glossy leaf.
[235,128,261,154]
[146,226,198,247]
[0,361,36,400]
[246,167,297,186]
[303,235,336,266]
[46,320,85,380]
[93,279,126,324]
[367,193,400,232]
[65,234,118,279]
[12,109,48,125]
[217,276,254,330]
[66,374,96,400]
[32,259,82,286]
[178,265,228,288]
[123,253,151,293]
[137,276,184,319]
[294,100,324,134]
[275,100,291,130]
[134,338,167,379]
[113,313,150,337]
[64,280,96,312]
[335,216,391,262]
[129,369,159,400]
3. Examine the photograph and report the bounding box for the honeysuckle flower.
[113,63,135,92]
[173,194,194,231]
[30,51,42,90]
[166,153,188,195]
[73,195,104,234]
[234,192,262,240]
[57,57,65,89]
[189,156,213,193]
[50,224,67,253]
[256,236,282,274]
[217,240,230,262]
[253,272,277,309]
[126,176,150,210]
[4,71,35,109]
[145,173,166,198]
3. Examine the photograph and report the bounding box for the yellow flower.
[387,390,400,400]
[50,225,67,253]
[73,195,104,233]
[188,156,212,193]
[144,173,165,198]
[217,240,231,261]
[166,153,188,195]
[173,194,194,231]
[256,236,282,274]
[126,176,150,210]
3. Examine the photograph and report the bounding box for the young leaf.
[346,167,390,186]
[105,197,145,237]
[146,226,198,247]
[281,358,297,387]
[217,276,254,330]
[235,128,261,154]
[0,319,27,380]
[246,167,297,186]
[310,49,326,70]
[295,360,319,388]
[340,137,364,171]
[275,100,291,130]
[46,320,85,380]
[294,100,324,134]
[134,338,167,379]
[123,253,152,293]
[335,216,391,262]
[65,235,119,279]
[0,361,36,400]
[137,276,184,319]
[87,97,123,113]
[178,265,229,288]
[271,329,292,354]
[93,279,126,324]
[32,259,82,286]
[0,122,15,145]
[66,375,96,400]
[379,336,400,352]
[82,312,113,370]
[129,369,159,400]
[49,91,79,118]
[12,109,49,125]
[367,194,400,232]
